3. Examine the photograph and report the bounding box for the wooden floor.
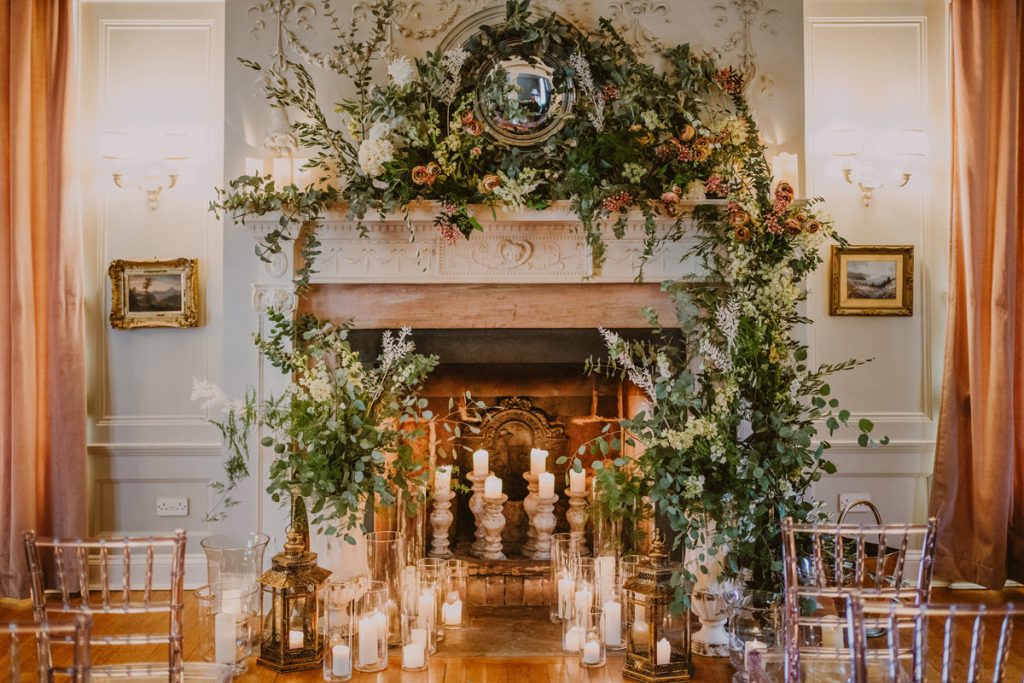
[2,587,1022,681]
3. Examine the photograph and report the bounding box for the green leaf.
[858,417,874,432]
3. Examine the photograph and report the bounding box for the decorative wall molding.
[711,0,783,96]
[251,283,299,313]
[247,202,713,284]
[88,442,224,458]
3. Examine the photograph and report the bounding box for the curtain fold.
[0,0,86,598]
[930,0,1024,588]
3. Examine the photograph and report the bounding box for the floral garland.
[583,83,885,596]
[212,0,767,284]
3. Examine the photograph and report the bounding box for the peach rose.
[803,219,821,234]
[465,120,484,136]
[783,217,802,235]
[728,209,751,228]
[734,226,752,242]
[411,165,432,185]
[477,173,501,194]
[679,124,696,142]
[460,110,475,126]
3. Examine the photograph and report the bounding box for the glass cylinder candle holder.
[562,602,585,654]
[355,580,389,673]
[573,557,596,618]
[581,608,607,668]
[366,531,405,648]
[195,583,259,674]
[601,588,626,652]
[443,559,468,630]
[401,596,432,672]
[591,485,623,559]
[323,579,358,682]
[415,557,447,641]
[594,553,617,605]
[550,532,580,623]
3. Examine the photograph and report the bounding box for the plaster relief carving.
[711,0,783,97]
[607,0,670,55]
[251,284,298,313]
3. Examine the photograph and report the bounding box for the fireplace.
[254,204,696,605]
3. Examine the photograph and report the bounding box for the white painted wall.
[80,1,226,578]
[79,0,949,580]
[804,0,949,527]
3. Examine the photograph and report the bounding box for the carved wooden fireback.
[457,397,568,551]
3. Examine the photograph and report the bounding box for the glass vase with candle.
[601,587,626,652]
[196,583,259,674]
[355,580,389,673]
[400,581,434,671]
[550,533,580,623]
[397,481,428,566]
[581,607,607,668]
[725,589,782,683]
[323,579,358,682]
[366,530,405,647]
[573,557,596,618]
[201,532,270,657]
[443,559,468,630]
[415,557,447,642]
[562,600,585,654]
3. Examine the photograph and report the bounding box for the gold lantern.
[257,526,332,672]
[623,529,692,682]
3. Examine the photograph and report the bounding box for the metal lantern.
[623,529,692,682]
[257,526,332,672]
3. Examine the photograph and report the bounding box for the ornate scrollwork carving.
[711,0,783,96]
[607,0,670,55]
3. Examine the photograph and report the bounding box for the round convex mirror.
[474,53,572,147]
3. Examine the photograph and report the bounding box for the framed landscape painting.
[108,258,199,329]
[830,245,913,316]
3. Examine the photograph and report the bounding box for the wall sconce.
[825,128,926,206]
[99,131,189,210]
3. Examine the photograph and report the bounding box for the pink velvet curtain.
[1,0,87,598]
[930,0,1024,588]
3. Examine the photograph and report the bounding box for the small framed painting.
[108,258,199,329]
[830,245,913,316]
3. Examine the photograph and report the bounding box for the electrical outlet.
[838,492,872,513]
[156,497,189,517]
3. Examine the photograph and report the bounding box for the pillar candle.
[574,588,593,616]
[289,629,304,650]
[563,625,584,652]
[745,638,767,670]
[472,449,489,476]
[442,597,463,626]
[402,642,426,669]
[582,639,601,664]
[632,616,649,642]
[530,448,548,475]
[557,575,575,619]
[435,466,451,496]
[358,613,381,667]
[220,588,242,616]
[601,599,622,647]
[418,589,436,631]
[484,474,502,498]
[770,152,800,197]
[538,471,555,498]
[331,643,352,677]
[214,612,236,664]
[656,637,671,665]
[569,468,586,494]
[411,628,428,646]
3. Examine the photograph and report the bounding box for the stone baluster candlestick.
[566,487,590,557]
[428,490,457,559]
[532,493,559,560]
[466,470,490,558]
[481,494,509,560]
[522,471,540,558]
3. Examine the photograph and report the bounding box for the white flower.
[641,110,662,130]
[387,55,415,87]
[568,52,604,131]
[623,162,646,184]
[357,137,394,177]
[368,121,392,141]
[439,48,470,105]
[683,474,705,499]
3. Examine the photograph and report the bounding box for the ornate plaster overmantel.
[247,200,725,312]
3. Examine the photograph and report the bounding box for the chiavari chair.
[23,529,229,681]
[853,601,1024,683]
[780,516,939,682]
[3,614,91,682]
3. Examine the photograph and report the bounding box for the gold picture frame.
[830,245,913,316]
[108,258,199,329]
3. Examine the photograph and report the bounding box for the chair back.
[856,602,1024,683]
[23,529,187,681]
[3,615,91,682]
[780,516,939,682]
